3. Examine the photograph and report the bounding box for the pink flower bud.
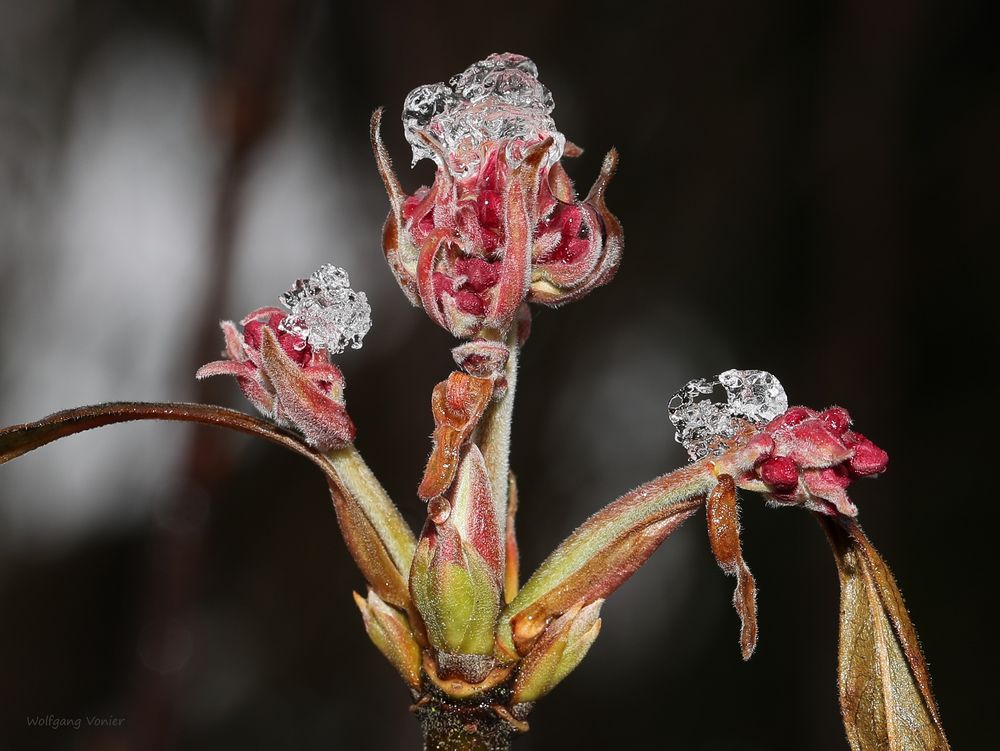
[743,406,888,517]
[196,308,355,451]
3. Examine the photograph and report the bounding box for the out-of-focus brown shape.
[706,474,758,660]
[819,516,950,751]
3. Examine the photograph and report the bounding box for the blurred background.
[1,1,995,748]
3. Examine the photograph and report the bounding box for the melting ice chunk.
[668,369,788,461]
[402,52,565,178]
[278,264,372,354]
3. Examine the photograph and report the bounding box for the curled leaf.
[819,516,950,751]
[418,372,494,500]
[706,475,758,660]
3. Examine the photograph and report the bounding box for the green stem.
[476,333,520,549]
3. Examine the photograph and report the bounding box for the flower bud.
[197,309,355,450]
[353,589,423,690]
[511,600,603,704]
[409,447,504,679]
[371,54,623,340]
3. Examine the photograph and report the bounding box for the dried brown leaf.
[819,516,950,751]
[706,475,758,660]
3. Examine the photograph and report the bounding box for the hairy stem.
[476,333,520,550]
[417,685,515,751]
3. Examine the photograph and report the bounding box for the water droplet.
[667,369,788,461]
[278,264,372,354]
[402,52,565,178]
[428,496,452,524]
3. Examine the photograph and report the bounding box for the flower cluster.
[732,406,889,516]
[196,307,355,451]
[372,53,622,340]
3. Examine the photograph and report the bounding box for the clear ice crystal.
[667,369,788,461]
[278,264,372,354]
[402,52,565,178]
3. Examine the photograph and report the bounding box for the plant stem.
[417,687,515,751]
[477,333,520,550]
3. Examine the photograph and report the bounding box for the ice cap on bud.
[278,264,372,354]
[371,53,623,340]
[196,266,373,450]
[353,589,423,690]
[668,369,788,461]
[403,53,565,179]
[511,599,603,704]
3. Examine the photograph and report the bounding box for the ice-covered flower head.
[371,53,624,342]
[403,53,566,179]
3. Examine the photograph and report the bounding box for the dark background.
[1,1,995,749]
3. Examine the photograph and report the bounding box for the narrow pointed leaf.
[478,332,520,545]
[498,464,714,657]
[819,516,950,751]
[331,481,410,610]
[706,475,758,660]
[325,446,417,579]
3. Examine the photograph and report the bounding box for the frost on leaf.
[668,369,788,461]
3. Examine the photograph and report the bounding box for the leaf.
[706,475,758,660]
[1,402,417,614]
[498,464,714,657]
[819,516,950,751]
[511,599,603,704]
[352,588,423,690]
